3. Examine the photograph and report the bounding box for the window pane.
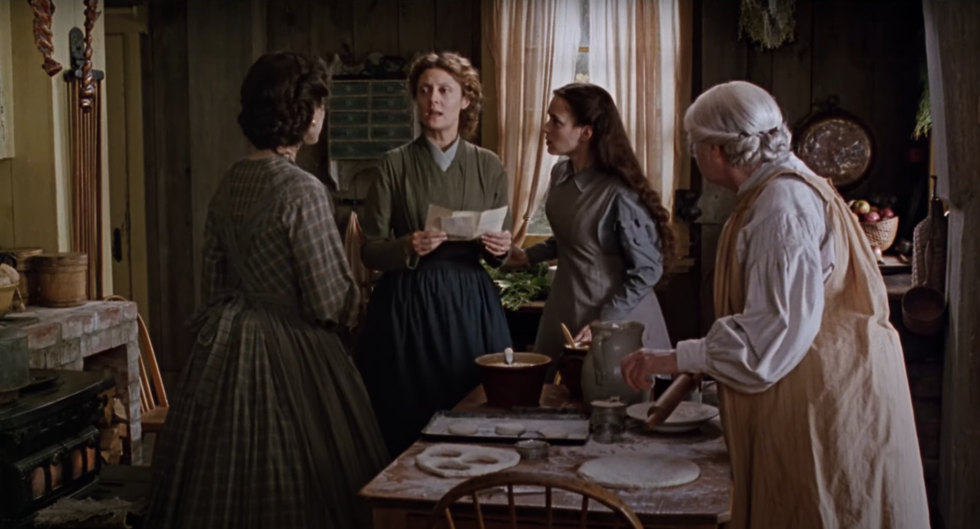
[527,191,553,236]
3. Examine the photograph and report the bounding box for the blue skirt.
[354,243,512,456]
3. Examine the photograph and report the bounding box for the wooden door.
[105,8,150,324]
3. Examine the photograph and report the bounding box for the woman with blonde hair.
[621,80,930,528]
[356,51,512,456]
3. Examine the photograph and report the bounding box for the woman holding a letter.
[356,52,513,456]
[509,83,675,372]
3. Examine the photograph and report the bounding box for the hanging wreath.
[739,0,797,50]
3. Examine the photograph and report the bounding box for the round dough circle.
[495,422,526,436]
[578,454,700,489]
[416,443,521,478]
[448,423,479,436]
[539,425,568,439]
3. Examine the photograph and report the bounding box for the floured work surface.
[420,410,590,445]
[361,418,732,526]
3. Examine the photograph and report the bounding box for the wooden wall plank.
[811,0,875,122]
[187,0,259,308]
[867,1,924,227]
[266,0,311,53]
[771,0,813,127]
[433,0,475,58]
[353,0,400,60]
[746,48,773,94]
[144,0,195,373]
[398,0,435,59]
[925,2,980,523]
[311,1,355,60]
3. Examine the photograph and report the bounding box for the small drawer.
[329,112,370,126]
[331,82,370,96]
[372,112,412,125]
[373,81,409,95]
[371,96,410,111]
[329,97,370,111]
[371,126,413,141]
[329,127,370,140]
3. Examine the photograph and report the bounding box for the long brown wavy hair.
[553,83,676,270]
[408,52,483,140]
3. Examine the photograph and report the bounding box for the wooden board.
[420,410,590,445]
[770,0,813,128]
[397,0,435,59]
[144,0,196,373]
[925,1,980,525]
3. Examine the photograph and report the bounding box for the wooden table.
[359,385,732,528]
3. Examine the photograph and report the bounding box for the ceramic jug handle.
[592,331,605,385]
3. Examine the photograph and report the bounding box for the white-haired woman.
[621,81,929,528]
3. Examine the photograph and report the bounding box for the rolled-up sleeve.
[676,211,826,394]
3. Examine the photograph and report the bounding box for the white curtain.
[483,0,581,244]
[589,0,690,213]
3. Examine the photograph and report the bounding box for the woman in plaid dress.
[144,52,389,529]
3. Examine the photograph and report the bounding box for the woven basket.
[861,216,899,250]
[0,283,17,317]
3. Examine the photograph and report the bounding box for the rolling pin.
[645,373,704,430]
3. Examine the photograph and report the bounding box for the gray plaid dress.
[144,156,389,529]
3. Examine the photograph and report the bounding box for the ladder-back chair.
[428,470,644,529]
[104,296,168,449]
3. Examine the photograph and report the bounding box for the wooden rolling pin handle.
[645,373,704,429]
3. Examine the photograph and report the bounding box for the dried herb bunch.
[739,0,797,50]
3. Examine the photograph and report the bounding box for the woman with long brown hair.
[510,82,674,378]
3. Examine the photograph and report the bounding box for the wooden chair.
[104,296,168,451]
[428,470,644,529]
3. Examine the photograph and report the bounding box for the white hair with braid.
[684,81,792,168]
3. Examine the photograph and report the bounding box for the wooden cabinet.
[328,79,416,161]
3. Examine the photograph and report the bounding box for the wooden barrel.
[5,247,44,305]
[35,253,88,308]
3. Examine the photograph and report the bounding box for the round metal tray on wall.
[792,97,877,192]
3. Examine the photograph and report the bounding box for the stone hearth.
[6,302,142,464]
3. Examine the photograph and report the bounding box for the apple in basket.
[880,207,895,219]
[862,211,881,223]
[851,200,871,215]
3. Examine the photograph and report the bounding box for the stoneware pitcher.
[581,321,649,405]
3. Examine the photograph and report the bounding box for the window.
[527,0,591,237]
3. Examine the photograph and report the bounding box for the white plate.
[626,401,719,433]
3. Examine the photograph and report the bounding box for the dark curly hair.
[407,51,483,140]
[238,51,330,150]
[553,83,676,270]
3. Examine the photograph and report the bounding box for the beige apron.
[714,166,930,529]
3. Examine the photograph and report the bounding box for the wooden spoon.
[560,323,577,348]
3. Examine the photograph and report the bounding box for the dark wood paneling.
[311,1,355,59]
[925,1,980,526]
[266,0,311,53]
[433,0,475,58]
[144,0,195,374]
[398,0,435,59]
[770,0,813,127]
[353,0,399,60]
[811,1,875,122]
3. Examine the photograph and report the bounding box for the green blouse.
[360,136,512,271]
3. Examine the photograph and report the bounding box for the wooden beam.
[923,1,980,526]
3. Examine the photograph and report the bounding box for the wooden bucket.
[5,247,43,305]
[35,253,89,308]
